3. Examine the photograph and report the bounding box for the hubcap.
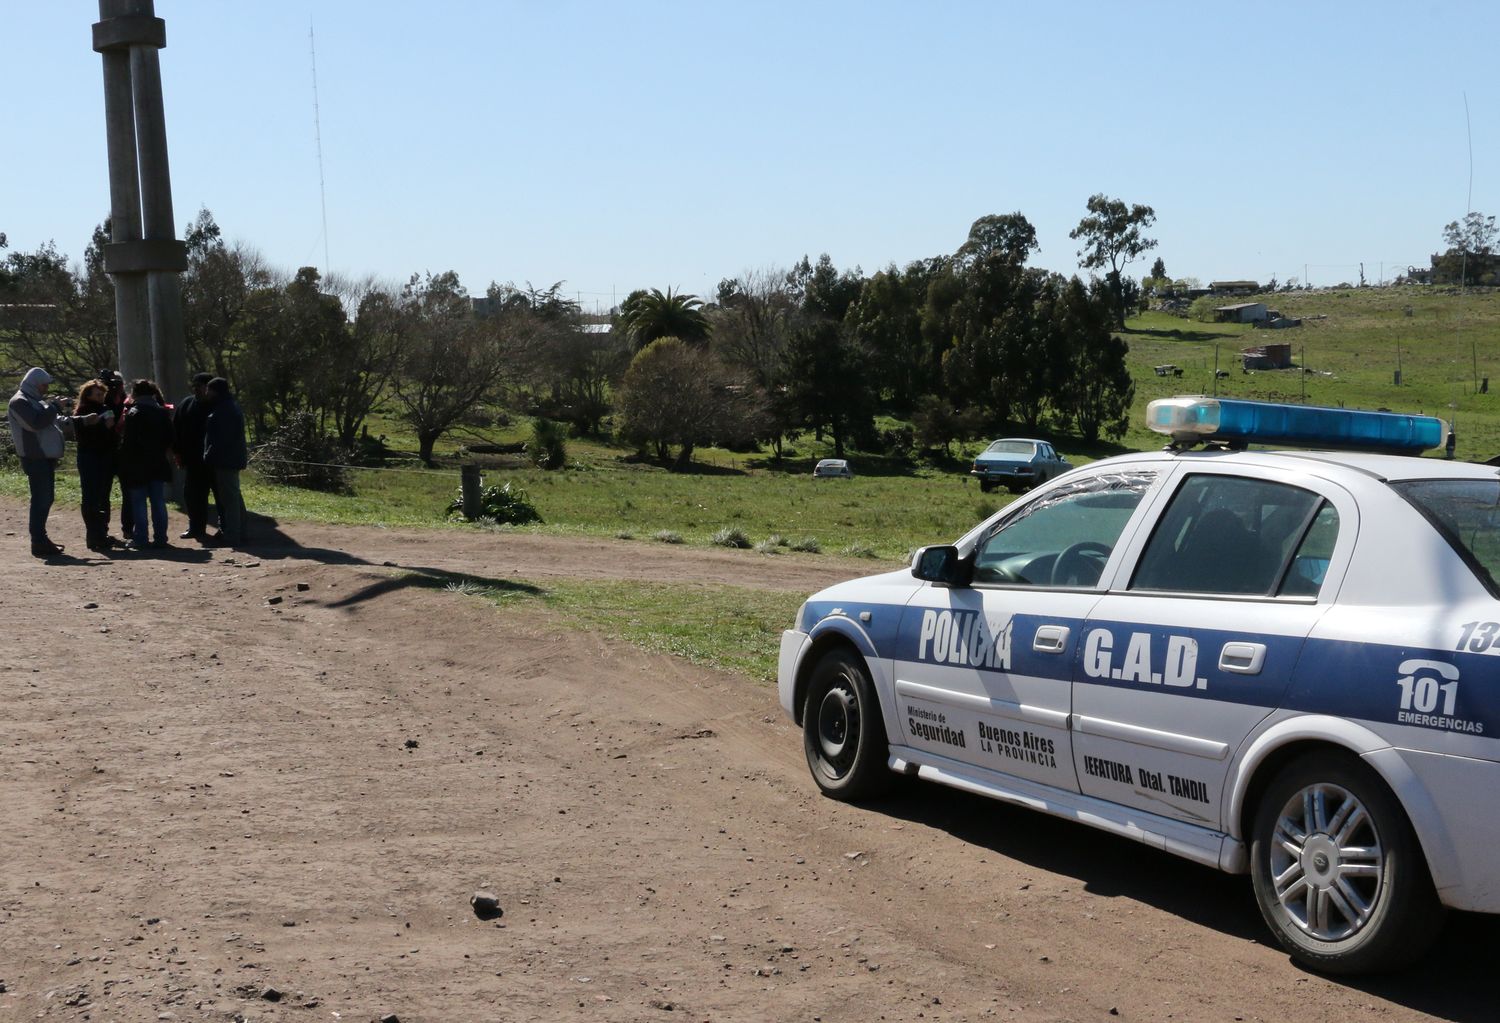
[1269,782,1384,942]
[816,684,858,774]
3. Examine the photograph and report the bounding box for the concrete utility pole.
[92,0,188,407]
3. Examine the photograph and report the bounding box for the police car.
[778,396,1500,974]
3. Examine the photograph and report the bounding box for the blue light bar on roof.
[1146,396,1445,453]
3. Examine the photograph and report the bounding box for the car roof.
[1094,447,1498,483]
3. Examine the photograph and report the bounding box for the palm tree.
[617,286,710,350]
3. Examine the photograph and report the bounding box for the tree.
[910,395,983,457]
[0,232,116,386]
[390,271,530,465]
[780,254,873,457]
[181,208,272,379]
[845,261,936,411]
[616,337,760,468]
[1057,277,1134,443]
[321,275,406,450]
[1438,212,1498,285]
[232,266,349,437]
[712,268,800,457]
[1150,256,1167,280]
[955,213,1039,269]
[1070,194,1158,328]
[617,287,710,350]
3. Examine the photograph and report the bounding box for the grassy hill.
[1118,286,1500,457]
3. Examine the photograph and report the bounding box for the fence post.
[461,464,482,520]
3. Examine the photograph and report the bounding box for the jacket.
[7,368,65,460]
[203,394,248,471]
[117,397,175,485]
[73,397,118,455]
[173,392,210,468]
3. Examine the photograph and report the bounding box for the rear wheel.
[1249,751,1444,974]
[802,648,892,801]
[978,480,995,493]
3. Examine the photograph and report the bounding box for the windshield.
[986,440,1036,456]
[1391,479,1500,596]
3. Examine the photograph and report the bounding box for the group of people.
[7,367,248,559]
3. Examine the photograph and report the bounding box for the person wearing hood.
[117,378,175,550]
[202,376,248,546]
[7,367,105,557]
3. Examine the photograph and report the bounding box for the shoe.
[180,529,207,541]
[31,538,64,558]
[149,539,169,549]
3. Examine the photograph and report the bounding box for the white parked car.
[813,458,853,479]
[778,396,1491,974]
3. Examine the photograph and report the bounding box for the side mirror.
[911,545,971,587]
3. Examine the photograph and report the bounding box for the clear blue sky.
[4,1,1496,312]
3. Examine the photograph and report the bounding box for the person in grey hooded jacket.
[7,367,105,557]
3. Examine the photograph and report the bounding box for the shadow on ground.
[866,781,1500,1022]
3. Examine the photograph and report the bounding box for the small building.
[1242,343,1293,370]
[1215,302,1269,323]
[1211,280,1261,296]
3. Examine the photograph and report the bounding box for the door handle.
[1033,625,1070,653]
[1219,642,1266,675]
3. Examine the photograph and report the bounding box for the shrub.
[763,534,789,548]
[614,529,635,540]
[711,526,752,549]
[251,410,352,493]
[447,480,542,525]
[753,538,783,554]
[840,542,878,559]
[1188,295,1220,322]
[974,499,1000,521]
[652,529,684,544]
[788,536,821,554]
[529,417,568,470]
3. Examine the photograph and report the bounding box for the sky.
[3,1,1497,313]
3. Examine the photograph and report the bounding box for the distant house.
[1215,302,1269,323]
[1242,343,1293,370]
[1211,280,1261,296]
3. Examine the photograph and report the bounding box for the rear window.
[1391,480,1500,596]
[987,441,1036,455]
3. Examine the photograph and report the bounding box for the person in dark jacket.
[100,371,134,539]
[72,378,120,551]
[203,377,248,546]
[173,372,215,540]
[118,378,175,549]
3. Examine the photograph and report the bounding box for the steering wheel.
[1051,541,1112,587]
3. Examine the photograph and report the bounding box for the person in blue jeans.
[117,378,175,550]
[7,367,106,558]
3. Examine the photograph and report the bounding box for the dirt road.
[1,498,1494,1022]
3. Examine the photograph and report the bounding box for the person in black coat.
[118,378,174,549]
[72,378,120,551]
[173,372,215,540]
[203,377,248,546]
[100,371,134,537]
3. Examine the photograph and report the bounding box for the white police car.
[778,396,1499,974]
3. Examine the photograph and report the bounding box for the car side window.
[1130,475,1334,597]
[972,471,1156,588]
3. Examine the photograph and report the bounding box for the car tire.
[1007,484,1025,494]
[979,480,994,493]
[802,648,892,801]
[1249,751,1444,974]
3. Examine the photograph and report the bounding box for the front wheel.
[978,480,994,493]
[802,648,892,801]
[1249,752,1444,974]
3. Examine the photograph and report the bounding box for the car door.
[892,468,1164,791]
[1071,465,1353,829]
